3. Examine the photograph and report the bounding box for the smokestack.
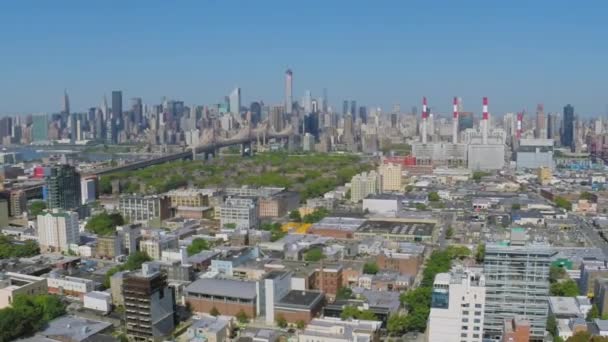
[422,97,428,144]
[482,97,489,144]
[453,97,459,144]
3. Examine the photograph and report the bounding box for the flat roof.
[185,278,257,299]
[357,220,434,237]
[276,290,324,308]
[311,217,366,232]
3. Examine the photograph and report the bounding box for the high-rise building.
[32,114,49,142]
[45,164,81,211]
[378,162,402,192]
[350,171,382,202]
[303,90,313,114]
[547,113,554,139]
[342,100,349,116]
[535,104,545,139]
[270,105,284,132]
[350,100,357,117]
[229,87,241,115]
[483,245,551,340]
[131,97,143,128]
[37,209,79,253]
[250,102,262,126]
[118,195,171,223]
[112,90,123,129]
[123,264,176,341]
[358,106,367,124]
[81,176,98,205]
[562,104,575,150]
[285,69,293,114]
[428,267,486,342]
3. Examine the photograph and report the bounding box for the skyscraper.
[63,89,70,115]
[535,104,545,139]
[112,90,123,130]
[285,69,293,114]
[303,90,312,114]
[131,97,143,128]
[229,87,241,115]
[547,113,554,139]
[250,102,262,126]
[45,164,82,211]
[562,104,574,150]
[342,100,349,116]
[350,100,357,117]
[32,114,49,142]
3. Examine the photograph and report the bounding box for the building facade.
[119,195,170,222]
[45,164,81,210]
[350,171,382,202]
[37,209,79,253]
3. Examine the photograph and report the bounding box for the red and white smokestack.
[482,97,489,145]
[453,97,459,144]
[422,97,428,144]
[516,112,523,140]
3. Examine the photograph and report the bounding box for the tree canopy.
[428,192,440,202]
[554,196,572,211]
[85,212,125,236]
[363,262,380,275]
[305,247,325,262]
[28,200,47,217]
[289,210,302,222]
[340,306,377,321]
[0,294,65,342]
[550,279,579,297]
[104,251,152,288]
[336,287,353,300]
[187,238,210,256]
[303,208,329,224]
[0,234,39,259]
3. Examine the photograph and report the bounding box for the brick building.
[311,265,343,300]
[274,290,325,324]
[259,191,300,218]
[185,278,258,318]
[376,251,422,276]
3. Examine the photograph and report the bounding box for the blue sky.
[0,0,606,116]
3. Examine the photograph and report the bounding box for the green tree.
[289,210,302,222]
[210,306,220,317]
[305,247,325,262]
[555,196,572,211]
[0,234,40,259]
[276,314,288,328]
[580,191,595,201]
[550,279,579,297]
[357,310,378,320]
[296,320,306,330]
[446,245,471,259]
[475,244,485,263]
[547,314,557,339]
[428,192,440,202]
[549,266,566,283]
[103,251,151,288]
[85,212,125,236]
[511,203,521,211]
[415,203,427,211]
[236,310,249,324]
[336,287,353,300]
[473,171,490,182]
[587,304,600,321]
[363,262,380,275]
[445,226,454,239]
[303,208,329,223]
[387,314,408,335]
[0,294,66,341]
[187,238,210,256]
[28,200,47,217]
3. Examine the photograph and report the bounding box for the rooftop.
[185,278,257,299]
[357,220,434,237]
[311,217,366,232]
[34,315,111,342]
[276,290,324,309]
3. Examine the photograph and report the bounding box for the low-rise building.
[83,291,112,314]
[118,194,171,222]
[0,272,48,309]
[46,273,95,299]
[219,196,259,230]
[308,217,365,239]
[181,315,233,342]
[274,290,325,325]
[259,191,300,218]
[185,278,259,318]
[298,317,382,342]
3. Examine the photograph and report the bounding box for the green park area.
[99,152,373,201]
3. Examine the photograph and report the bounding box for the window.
[475,303,482,308]
[461,333,467,338]
[462,311,469,315]
[474,311,481,316]
[474,318,481,323]
[473,334,480,338]
[462,303,470,307]
[461,325,468,330]
[473,326,480,331]
[462,318,469,323]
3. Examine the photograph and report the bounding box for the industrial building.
[516,138,555,170]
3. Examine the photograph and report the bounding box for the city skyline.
[1,0,607,115]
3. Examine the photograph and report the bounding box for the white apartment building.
[219,197,258,230]
[378,162,402,192]
[350,171,382,203]
[428,267,486,342]
[46,273,95,299]
[37,209,79,253]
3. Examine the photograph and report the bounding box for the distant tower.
[422,97,428,144]
[229,87,241,115]
[453,97,459,143]
[516,112,524,140]
[535,104,545,139]
[482,97,489,144]
[562,104,574,149]
[63,89,70,115]
[285,69,293,114]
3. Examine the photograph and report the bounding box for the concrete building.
[139,233,178,260]
[80,176,98,205]
[123,264,176,341]
[119,194,171,223]
[264,271,292,324]
[428,267,486,342]
[537,167,552,185]
[483,245,552,340]
[502,317,531,342]
[83,291,112,314]
[37,209,79,253]
[350,171,382,202]
[219,196,259,230]
[182,315,232,342]
[378,162,402,192]
[185,278,259,318]
[165,188,209,207]
[411,142,468,167]
[96,234,122,259]
[516,139,555,170]
[110,270,129,306]
[308,217,365,239]
[0,272,48,309]
[362,194,402,215]
[298,317,382,342]
[46,272,95,299]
